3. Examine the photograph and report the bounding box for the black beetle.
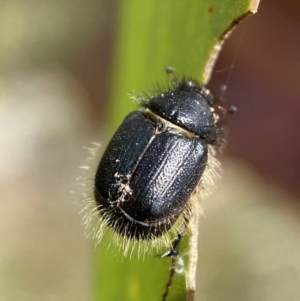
[93,74,227,256]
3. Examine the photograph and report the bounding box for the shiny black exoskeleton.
[94,78,221,241]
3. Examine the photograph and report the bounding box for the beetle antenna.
[228,105,238,114]
[165,66,175,77]
[218,104,238,116]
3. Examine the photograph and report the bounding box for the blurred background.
[1,0,300,300]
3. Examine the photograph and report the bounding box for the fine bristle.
[186,145,222,224]
[78,141,186,258]
[80,142,221,259]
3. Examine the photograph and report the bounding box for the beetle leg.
[161,217,189,301]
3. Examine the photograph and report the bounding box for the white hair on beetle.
[79,139,221,260]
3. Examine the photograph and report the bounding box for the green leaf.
[92,1,259,301]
